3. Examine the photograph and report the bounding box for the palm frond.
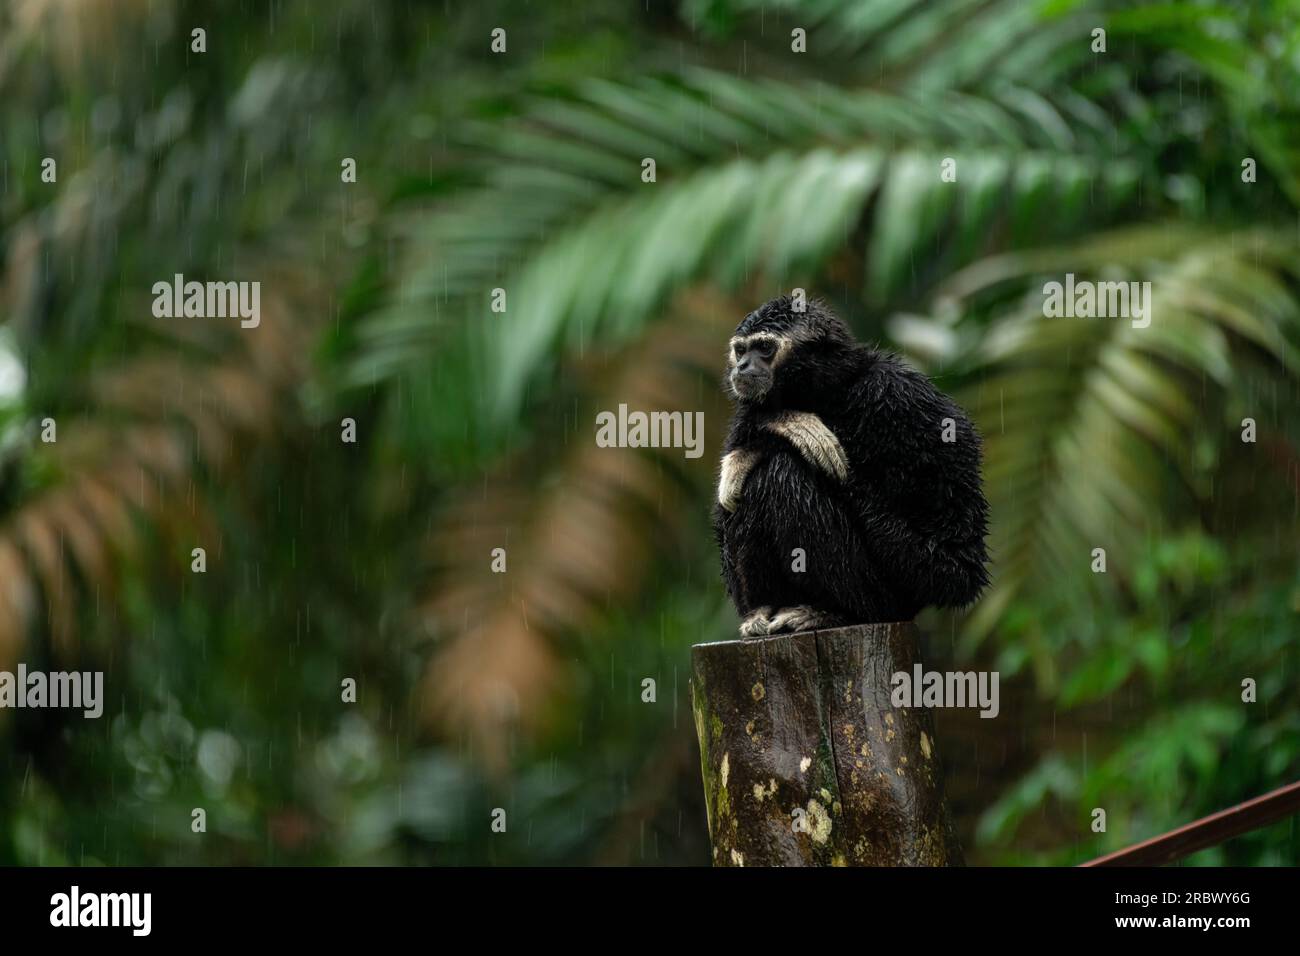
[685,0,1100,88]
[352,67,1143,432]
[893,228,1300,660]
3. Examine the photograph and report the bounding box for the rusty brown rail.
[1080,778,1300,866]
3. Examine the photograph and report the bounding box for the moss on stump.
[690,622,963,867]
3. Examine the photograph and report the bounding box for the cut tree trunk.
[690,622,963,866]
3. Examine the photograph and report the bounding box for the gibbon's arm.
[716,448,760,513]
[722,445,901,622]
[716,411,849,513]
[712,430,787,612]
[763,411,849,482]
[847,361,990,609]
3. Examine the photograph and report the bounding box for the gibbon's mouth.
[730,369,771,400]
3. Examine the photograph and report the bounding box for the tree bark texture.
[690,622,963,866]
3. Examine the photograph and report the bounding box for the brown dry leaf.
[0,271,321,667]
[418,287,745,770]
[12,507,74,657]
[0,540,36,672]
[5,0,157,77]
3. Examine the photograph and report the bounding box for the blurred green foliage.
[1,0,1298,866]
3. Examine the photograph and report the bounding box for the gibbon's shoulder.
[845,346,936,407]
[839,347,973,466]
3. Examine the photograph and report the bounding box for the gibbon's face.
[727,330,792,401]
[727,296,856,403]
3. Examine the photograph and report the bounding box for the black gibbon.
[712,295,989,635]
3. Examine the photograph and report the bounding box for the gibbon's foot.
[766,605,842,634]
[738,606,773,637]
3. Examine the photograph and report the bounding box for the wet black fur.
[713,295,990,626]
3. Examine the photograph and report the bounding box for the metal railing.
[1081,779,1300,866]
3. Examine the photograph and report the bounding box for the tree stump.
[690,622,963,866]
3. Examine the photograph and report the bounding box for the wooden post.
[690,622,963,866]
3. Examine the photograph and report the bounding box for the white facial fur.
[726,332,794,372]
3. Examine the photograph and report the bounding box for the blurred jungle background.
[2,0,1299,866]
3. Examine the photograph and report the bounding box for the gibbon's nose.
[736,355,753,373]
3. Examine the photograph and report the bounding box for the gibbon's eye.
[733,341,746,359]
[757,339,777,359]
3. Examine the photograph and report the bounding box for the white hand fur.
[717,448,760,512]
[764,411,849,482]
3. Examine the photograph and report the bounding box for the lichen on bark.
[690,622,963,866]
